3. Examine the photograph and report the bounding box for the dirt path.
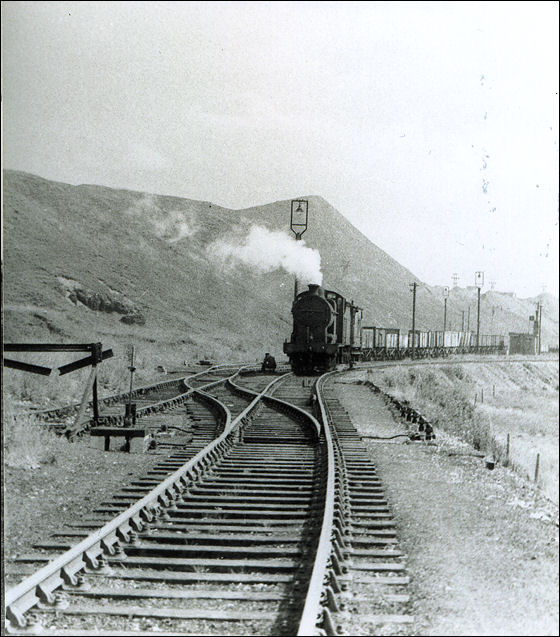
[334,380,559,636]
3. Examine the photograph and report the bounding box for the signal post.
[290,199,309,299]
[475,271,484,350]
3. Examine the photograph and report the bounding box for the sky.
[2,0,558,299]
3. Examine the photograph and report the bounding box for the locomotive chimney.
[308,284,322,296]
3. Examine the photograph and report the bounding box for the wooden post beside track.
[534,453,540,483]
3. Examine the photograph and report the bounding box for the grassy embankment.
[367,361,559,503]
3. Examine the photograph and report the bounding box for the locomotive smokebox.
[292,284,331,330]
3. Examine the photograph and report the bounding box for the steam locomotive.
[283,284,506,374]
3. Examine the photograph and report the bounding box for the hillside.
[2,170,558,370]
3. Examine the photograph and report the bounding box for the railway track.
[32,355,552,435]
[5,366,413,635]
[315,375,412,635]
[5,367,318,634]
[32,364,258,434]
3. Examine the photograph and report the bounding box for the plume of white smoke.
[123,194,196,243]
[208,225,323,285]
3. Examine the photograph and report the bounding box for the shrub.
[442,364,466,381]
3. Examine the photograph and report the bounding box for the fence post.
[534,453,540,483]
[481,388,484,403]
[92,375,99,425]
[506,433,510,464]
[493,384,495,398]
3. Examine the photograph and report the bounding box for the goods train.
[284,284,506,374]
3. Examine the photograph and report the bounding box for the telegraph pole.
[443,286,449,332]
[461,310,465,332]
[290,200,309,299]
[410,282,417,360]
[467,306,470,332]
[531,308,538,353]
[477,289,481,349]
[475,271,484,350]
[536,302,543,354]
[125,344,136,426]
[539,303,543,354]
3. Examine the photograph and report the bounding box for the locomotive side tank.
[284,284,339,374]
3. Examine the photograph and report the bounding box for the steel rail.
[63,367,253,437]
[297,371,337,636]
[4,371,287,630]
[33,363,254,420]
[33,375,193,419]
[64,374,224,435]
[229,369,338,635]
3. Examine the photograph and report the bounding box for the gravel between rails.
[334,380,559,636]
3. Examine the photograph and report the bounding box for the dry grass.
[3,342,189,411]
[477,389,558,502]
[2,407,89,470]
[370,361,559,503]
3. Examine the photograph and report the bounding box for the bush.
[442,364,466,381]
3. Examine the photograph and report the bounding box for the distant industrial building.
[509,332,537,355]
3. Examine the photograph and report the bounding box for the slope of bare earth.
[3,170,295,369]
[334,377,558,637]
